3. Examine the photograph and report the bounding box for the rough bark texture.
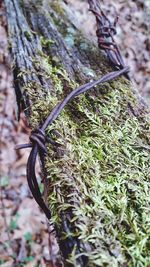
[5,0,150,266]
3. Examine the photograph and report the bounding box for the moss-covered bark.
[5,0,150,266]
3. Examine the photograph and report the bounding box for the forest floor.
[0,0,150,267]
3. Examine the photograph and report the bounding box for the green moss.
[38,53,78,95]
[19,30,150,266]
[24,31,32,42]
[23,48,78,127]
[19,9,150,264]
[40,36,55,49]
[44,78,150,266]
[24,52,150,265]
[50,0,65,18]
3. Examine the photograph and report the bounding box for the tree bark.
[5,0,150,266]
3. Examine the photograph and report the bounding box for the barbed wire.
[16,1,129,222]
[88,0,130,79]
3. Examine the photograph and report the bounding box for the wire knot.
[15,128,47,153]
[96,26,116,38]
[29,129,47,154]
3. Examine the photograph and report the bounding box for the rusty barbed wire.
[88,0,130,79]
[15,1,130,222]
[15,67,129,219]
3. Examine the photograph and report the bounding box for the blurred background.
[0,0,149,266]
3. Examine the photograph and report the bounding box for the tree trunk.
[5,0,150,266]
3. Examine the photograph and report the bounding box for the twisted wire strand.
[88,0,130,80]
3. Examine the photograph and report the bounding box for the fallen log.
[5,0,150,266]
